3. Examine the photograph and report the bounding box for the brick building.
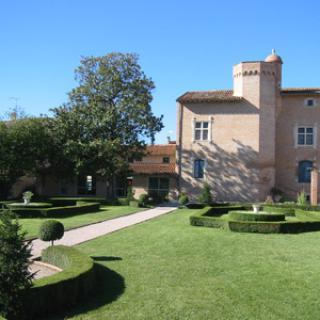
[176,50,320,202]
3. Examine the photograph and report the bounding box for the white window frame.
[295,126,315,147]
[194,121,209,141]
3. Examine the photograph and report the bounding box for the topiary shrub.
[0,210,33,320]
[198,183,213,205]
[38,220,64,246]
[178,193,189,207]
[138,194,149,207]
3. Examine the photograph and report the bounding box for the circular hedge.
[7,202,52,209]
[38,220,64,244]
[228,210,286,222]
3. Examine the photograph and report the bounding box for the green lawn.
[21,206,143,239]
[50,207,320,320]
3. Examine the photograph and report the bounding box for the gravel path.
[31,206,177,259]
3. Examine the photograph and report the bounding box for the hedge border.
[262,206,296,217]
[228,211,286,222]
[190,206,320,234]
[3,202,100,218]
[23,245,95,319]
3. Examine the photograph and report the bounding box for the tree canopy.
[51,53,163,196]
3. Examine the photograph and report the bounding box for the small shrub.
[127,186,135,201]
[178,193,189,206]
[297,190,308,206]
[0,210,33,320]
[138,194,149,207]
[38,220,64,246]
[198,183,213,205]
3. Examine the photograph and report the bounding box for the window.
[163,157,170,163]
[298,160,313,183]
[297,127,314,146]
[148,177,170,199]
[305,98,315,107]
[194,159,205,178]
[194,121,209,141]
[77,175,96,195]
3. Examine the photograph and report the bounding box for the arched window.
[194,159,205,178]
[298,160,313,183]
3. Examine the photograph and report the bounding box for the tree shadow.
[92,255,122,262]
[47,263,125,319]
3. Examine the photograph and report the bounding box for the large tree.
[51,53,163,197]
[0,117,68,199]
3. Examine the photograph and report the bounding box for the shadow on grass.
[92,256,123,262]
[48,263,125,320]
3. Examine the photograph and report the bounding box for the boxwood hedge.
[5,202,100,218]
[228,211,286,222]
[23,245,95,319]
[190,206,320,234]
[262,206,295,217]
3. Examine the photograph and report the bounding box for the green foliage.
[178,193,189,206]
[198,183,213,205]
[297,190,308,205]
[7,202,100,218]
[50,53,163,197]
[228,211,285,222]
[127,186,135,201]
[0,210,32,319]
[190,206,320,234]
[0,117,67,199]
[38,220,64,245]
[138,194,149,207]
[23,245,95,319]
[263,206,295,216]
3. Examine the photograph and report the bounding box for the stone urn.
[22,191,33,205]
[252,204,261,213]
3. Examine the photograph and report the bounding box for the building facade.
[129,143,178,200]
[176,51,320,202]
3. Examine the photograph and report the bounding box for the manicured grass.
[20,206,143,239]
[54,208,320,320]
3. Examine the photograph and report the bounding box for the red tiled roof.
[281,88,320,95]
[130,163,176,175]
[177,90,243,103]
[146,144,176,156]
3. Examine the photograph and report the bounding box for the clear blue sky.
[0,0,319,143]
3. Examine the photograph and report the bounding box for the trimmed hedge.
[262,206,295,217]
[295,209,320,221]
[5,202,100,218]
[190,206,320,234]
[190,207,228,229]
[7,202,52,209]
[189,205,244,228]
[23,245,95,319]
[229,220,320,234]
[47,196,131,206]
[228,211,286,222]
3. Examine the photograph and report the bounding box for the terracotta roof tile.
[281,88,320,95]
[130,163,176,175]
[177,90,243,103]
[146,144,176,156]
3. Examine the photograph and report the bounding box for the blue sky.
[0,0,319,143]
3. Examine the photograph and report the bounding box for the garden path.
[30,205,177,259]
